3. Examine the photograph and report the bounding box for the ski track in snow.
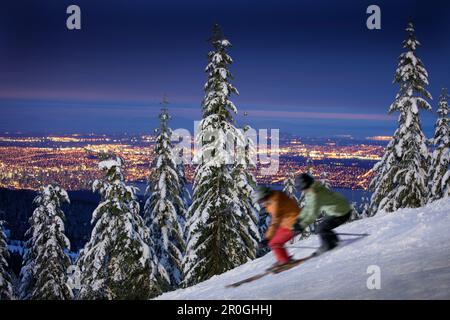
[156,198,450,299]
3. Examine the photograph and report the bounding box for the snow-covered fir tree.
[319,171,332,190]
[19,185,73,300]
[370,22,432,213]
[305,156,314,173]
[428,88,450,201]
[283,172,299,202]
[144,105,186,289]
[357,196,371,218]
[349,202,360,221]
[349,201,371,221]
[0,220,13,300]
[183,25,257,286]
[78,156,167,299]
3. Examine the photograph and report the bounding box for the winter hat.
[295,173,314,191]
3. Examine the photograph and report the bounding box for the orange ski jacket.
[264,191,301,240]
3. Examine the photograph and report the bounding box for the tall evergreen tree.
[283,172,299,202]
[144,104,186,289]
[370,22,432,213]
[78,156,166,299]
[319,171,332,190]
[358,196,371,218]
[0,220,13,300]
[349,202,361,221]
[305,156,314,174]
[183,25,255,286]
[19,185,73,300]
[429,88,450,201]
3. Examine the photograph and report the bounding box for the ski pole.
[269,244,319,250]
[306,231,370,237]
[284,245,319,249]
[334,232,370,237]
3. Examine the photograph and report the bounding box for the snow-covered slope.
[157,198,450,299]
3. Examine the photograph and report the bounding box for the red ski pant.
[269,227,294,264]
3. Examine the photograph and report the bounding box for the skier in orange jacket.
[256,186,301,268]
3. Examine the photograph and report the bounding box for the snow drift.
[157,198,450,299]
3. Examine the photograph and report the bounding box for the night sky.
[1,0,449,137]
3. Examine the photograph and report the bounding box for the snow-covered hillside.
[157,198,450,299]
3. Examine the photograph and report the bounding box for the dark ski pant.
[317,211,352,250]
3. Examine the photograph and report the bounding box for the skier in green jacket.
[294,173,352,255]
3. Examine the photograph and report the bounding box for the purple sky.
[0,0,449,137]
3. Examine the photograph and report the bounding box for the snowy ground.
[157,198,450,299]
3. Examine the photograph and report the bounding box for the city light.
[0,133,383,191]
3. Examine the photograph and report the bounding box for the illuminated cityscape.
[0,133,385,192]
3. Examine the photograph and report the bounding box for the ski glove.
[293,220,304,233]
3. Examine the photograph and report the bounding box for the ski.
[225,255,314,288]
[271,254,314,274]
[225,235,370,288]
[225,270,272,288]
